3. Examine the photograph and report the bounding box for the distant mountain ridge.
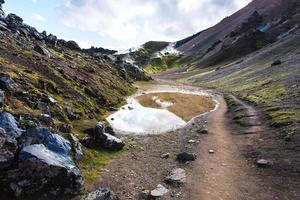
[174,0,300,67]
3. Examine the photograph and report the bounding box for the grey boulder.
[5,13,23,30]
[96,132,124,151]
[94,121,124,151]
[0,112,23,138]
[11,144,83,197]
[19,127,71,156]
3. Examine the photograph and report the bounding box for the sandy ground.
[136,92,215,122]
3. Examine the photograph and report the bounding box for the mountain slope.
[158,0,300,140]
[175,0,299,67]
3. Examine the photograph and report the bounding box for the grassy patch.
[78,148,122,185]
[269,111,298,127]
[246,84,288,104]
[144,54,184,74]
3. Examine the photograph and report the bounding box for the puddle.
[107,98,186,135]
[106,90,218,135]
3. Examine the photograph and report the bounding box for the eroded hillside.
[0,1,150,199]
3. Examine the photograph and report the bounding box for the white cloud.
[30,14,46,22]
[76,40,92,49]
[60,0,251,45]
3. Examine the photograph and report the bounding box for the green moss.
[78,148,122,184]
[246,84,288,104]
[269,111,298,127]
[144,54,184,74]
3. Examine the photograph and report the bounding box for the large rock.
[176,152,197,163]
[0,128,18,169]
[0,74,14,92]
[81,187,116,200]
[33,45,51,58]
[5,13,23,30]
[96,133,125,151]
[10,144,83,198]
[0,112,23,138]
[165,168,187,186]
[46,33,58,46]
[19,127,71,156]
[93,121,124,151]
[95,121,105,135]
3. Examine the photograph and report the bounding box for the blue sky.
[3,0,251,50]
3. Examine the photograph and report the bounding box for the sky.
[3,0,251,50]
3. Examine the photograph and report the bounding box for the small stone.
[39,114,54,127]
[161,153,170,159]
[139,190,150,200]
[271,60,282,66]
[256,159,269,168]
[188,139,197,144]
[165,168,187,186]
[150,184,168,198]
[198,127,208,134]
[208,149,215,154]
[48,96,57,105]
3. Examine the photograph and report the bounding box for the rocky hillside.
[176,0,300,67]
[118,41,185,74]
[0,1,149,199]
[160,0,300,140]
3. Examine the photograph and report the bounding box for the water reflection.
[106,98,186,135]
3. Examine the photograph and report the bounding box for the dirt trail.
[187,95,275,200]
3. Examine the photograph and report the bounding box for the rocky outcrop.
[5,13,23,31]
[11,144,83,198]
[0,0,5,19]
[0,126,84,198]
[81,188,116,200]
